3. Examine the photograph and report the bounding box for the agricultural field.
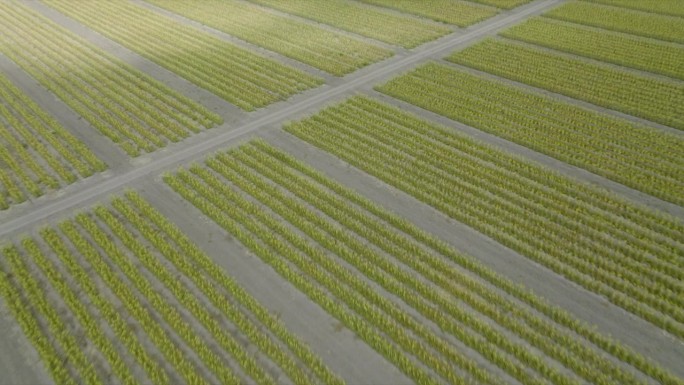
[501,17,684,80]
[448,38,684,130]
[0,1,221,157]
[165,139,680,385]
[144,0,392,76]
[245,0,451,49]
[585,0,684,18]
[377,62,684,205]
[1,0,683,384]
[545,1,684,43]
[0,191,342,385]
[0,73,105,210]
[285,96,684,338]
[42,0,324,110]
[355,0,499,26]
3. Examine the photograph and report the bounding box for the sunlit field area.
[0,1,682,384]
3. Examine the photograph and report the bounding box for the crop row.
[0,262,74,384]
[246,0,449,48]
[121,191,344,385]
[502,17,684,80]
[44,0,322,110]
[75,210,216,384]
[0,245,101,384]
[448,37,684,131]
[245,139,679,384]
[166,159,491,385]
[25,234,136,385]
[0,73,105,209]
[0,1,220,156]
[97,205,268,385]
[355,0,498,26]
[285,96,684,340]
[546,1,684,44]
[144,0,390,77]
[49,222,170,384]
[586,0,684,18]
[0,192,341,384]
[111,192,344,385]
[73,211,207,385]
[377,62,684,206]
[165,139,681,385]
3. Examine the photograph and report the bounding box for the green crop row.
[166,170,468,385]
[74,212,209,385]
[246,139,680,384]
[448,37,684,130]
[502,17,684,80]
[44,0,322,109]
[165,139,682,385]
[0,258,75,385]
[57,221,170,385]
[25,235,137,385]
[237,142,680,385]
[144,0,390,76]
[585,0,684,18]
[0,104,59,197]
[0,144,39,204]
[221,147,580,385]
[285,96,684,340]
[0,192,341,384]
[119,191,345,385]
[0,245,101,385]
[233,142,681,384]
[546,1,684,43]
[0,73,105,209]
[355,0,498,26]
[246,0,449,48]
[377,62,684,205]
[95,206,255,385]
[0,74,106,176]
[200,156,497,384]
[0,1,221,156]
[0,169,16,209]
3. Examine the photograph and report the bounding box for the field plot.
[0,74,105,210]
[546,1,684,43]
[464,0,533,9]
[585,0,684,18]
[285,96,684,340]
[501,17,684,80]
[1,0,683,384]
[377,62,684,206]
[245,0,451,49]
[0,191,342,385]
[43,0,322,111]
[165,139,680,385]
[0,1,221,158]
[143,0,391,77]
[355,0,499,26]
[447,38,684,131]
